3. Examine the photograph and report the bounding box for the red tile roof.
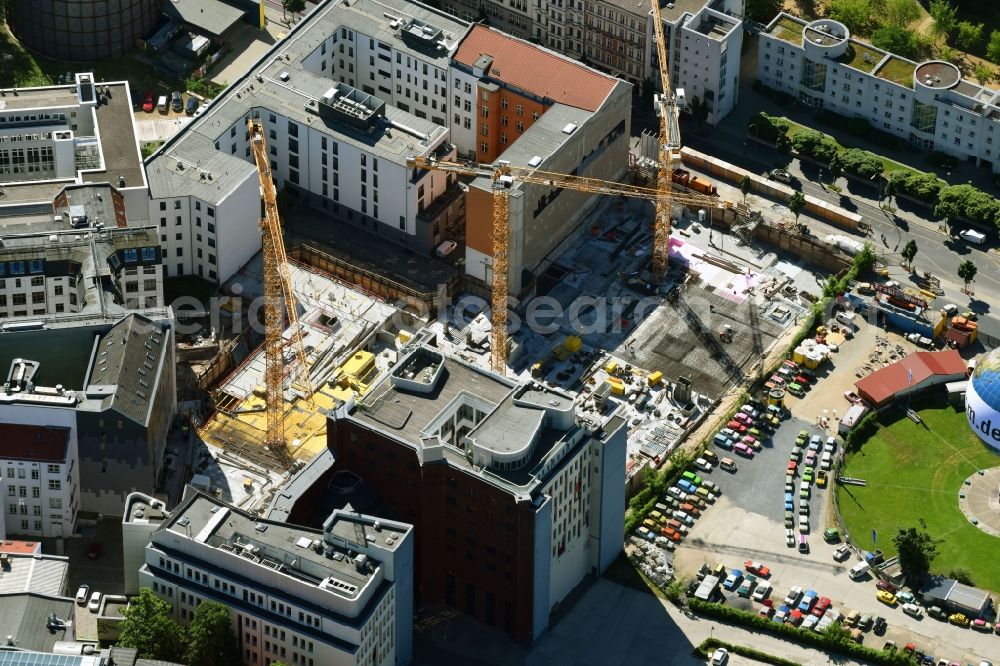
[454,25,618,112]
[855,349,966,406]
[0,540,40,555]
[0,424,70,463]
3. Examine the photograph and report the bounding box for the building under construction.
[198,254,420,468]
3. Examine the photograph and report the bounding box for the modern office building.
[451,25,632,296]
[145,0,472,281]
[134,489,414,666]
[0,74,149,223]
[759,13,1000,173]
[325,342,627,642]
[0,313,176,517]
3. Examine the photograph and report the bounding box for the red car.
[812,597,832,617]
[844,390,862,404]
[794,374,810,385]
[875,580,898,594]
[744,560,771,577]
[142,90,154,113]
[726,420,747,433]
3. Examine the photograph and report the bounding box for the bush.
[791,129,839,163]
[835,148,884,180]
[185,76,225,99]
[688,599,912,666]
[871,26,920,59]
[889,170,944,202]
[697,639,800,666]
[845,412,879,452]
[934,183,1000,226]
[748,111,790,144]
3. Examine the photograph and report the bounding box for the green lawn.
[836,405,1000,593]
[875,56,916,88]
[838,41,885,74]
[772,16,806,44]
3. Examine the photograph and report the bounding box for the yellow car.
[876,590,896,606]
[948,612,970,627]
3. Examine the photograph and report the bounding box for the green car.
[682,471,702,486]
[796,430,808,444]
[790,448,801,462]
[737,574,758,598]
[799,486,810,499]
[803,467,814,483]
[823,528,840,543]
[785,511,794,527]
[787,382,804,396]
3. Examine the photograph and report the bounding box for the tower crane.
[650,0,684,279]
[408,156,729,373]
[247,118,313,468]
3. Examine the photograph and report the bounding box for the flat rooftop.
[663,0,711,23]
[0,85,79,111]
[163,493,401,599]
[124,492,170,526]
[147,0,460,204]
[81,82,145,191]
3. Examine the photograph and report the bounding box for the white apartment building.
[146,0,470,282]
[759,14,1000,173]
[0,421,80,538]
[0,74,149,223]
[132,490,414,666]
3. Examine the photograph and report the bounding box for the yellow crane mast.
[407,156,729,373]
[650,0,684,279]
[247,118,313,467]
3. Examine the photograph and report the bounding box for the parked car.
[896,591,916,605]
[812,596,831,617]
[783,586,803,606]
[722,569,743,590]
[844,390,862,404]
[720,457,737,472]
[694,457,713,473]
[677,479,697,494]
[87,591,102,612]
[75,584,90,604]
[769,169,793,183]
[734,443,753,458]
[737,574,758,598]
[833,544,851,561]
[672,510,694,525]
[927,606,947,620]
[808,434,822,450]
[902,603,923,618]
[436,240,458,257]
[711,647,729,665]
[798,515,809,533]
[798,535,809,553]
[667,487,687,501]
[142,90,154,112]
[876,580,898,594]
[972,618,990,632]
[702,450,719,464]
[948,612,969,627]
[876,590,896,606]
[726,420,747,433]
[753,581,772,602]
[185,96,199,115]
[797,589,817,612]
[858,614,873,631]
[744,560,771,577]
[170,91,183,112]
[823,528,840,543]
[785,528,796,547]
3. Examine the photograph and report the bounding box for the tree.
[790,128,839,163]
[958,260,978,293]
[282,0,305,19]
[882,0,921,29]
[892,527,940,586]
[117,589,186,662]
[739,174,752,203]
[744,0,782,23]
[835,148,884,179]
[956,21,985,51]
[884,176,896,207]
[973,62,994,84]
[929,0,958,40]
[688,96,709,127]
[788,191,807,223]
[830,0,874,34]
[901,239,918,269]
[937,44,959,64]
[186,601,240,666]
[988,30,1000,65]
[934,183,1000,225]
[871,26,919,60]
[822,620,853,644]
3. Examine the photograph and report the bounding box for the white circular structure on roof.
[965,348,1000,452]
[802,19,850,59]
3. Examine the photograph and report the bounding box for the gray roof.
[0,85,78,111]
[147,0,465,204]
[87,314,171,426]
[0,556,68,598]
[919,575,989,613]
[163,0,247,36]
[0,594,73,652]
[81,83,145,192]
[266,448,335,523]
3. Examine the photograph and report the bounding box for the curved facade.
[8,0,160,62]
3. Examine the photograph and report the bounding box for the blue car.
[714,434,733,450]
[677,479,697,494]
[722,568,743,590]
[783,492,794,511]
[797,589,817,612]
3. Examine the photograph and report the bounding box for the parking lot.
[665,330,998,662]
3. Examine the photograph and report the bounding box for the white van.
[156,95,168,113]
[848,561,870,580]
[959,229,986,245]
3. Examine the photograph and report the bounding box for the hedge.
[888,170,944,203]
[845,412,879,453]
[687,599,912,665]
[697,638,801,666]
[790,128,839,164]
[934,183,1000,227]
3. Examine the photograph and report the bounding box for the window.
[141,247,156,261]
[29,259,42,274]
[47,464,60,474]
[48,479,61,490]
[123,249,138,263]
